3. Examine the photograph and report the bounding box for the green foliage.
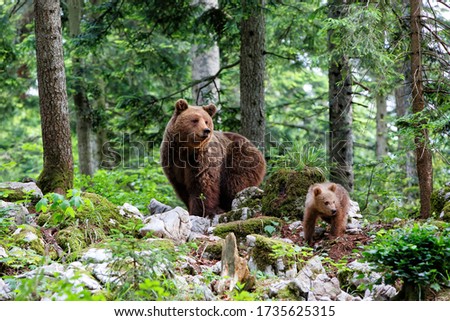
[76,159,180,211]
[353,158,420,221]
[231,282,257,301]
[102,225,179,300]
[35,189,93,226]
[263,220,280,237]
[363,222,450,292]
[270,242,314,268]
[268,142,328,177]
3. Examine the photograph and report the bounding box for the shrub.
[362,222,450,300]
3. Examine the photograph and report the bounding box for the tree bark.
[68,0,96,176]
[410,0,432,218]
[35,0,74,194]
[375,94,388,160]
[328,0,354,192]
[240,0,266,149]
[191,0,220,105]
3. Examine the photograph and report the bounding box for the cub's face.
[171,99,216,148]
[313,184,338,217]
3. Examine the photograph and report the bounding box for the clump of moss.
[249,234,298,272]
[201,239,224,260]
[261,167,325,219]
[55,226,87,254]
[213,216,283,239]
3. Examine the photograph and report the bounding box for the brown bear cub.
[303,182,350,246]
[160,99,266,217]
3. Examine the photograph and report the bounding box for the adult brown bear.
[160,99,266,217]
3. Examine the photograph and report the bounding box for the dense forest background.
[1,0,449,218]
[0,0,450,303]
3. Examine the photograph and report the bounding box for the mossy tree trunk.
[328,0,354,192]
[35,0,74,194]
[410,0,432,219]
[240,0,266,150]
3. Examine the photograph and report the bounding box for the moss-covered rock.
[201,239,224,260]
[248,234,297,274]
[441,203,450,222]
[213,216,283,239]
[0,182,43,203]
[431,183,450,218]
[219,187,264,223]
[12,225,45,255]
[261,167,325,219]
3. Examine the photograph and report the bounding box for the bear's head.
[313,183,338,217]
[169,99,217,148]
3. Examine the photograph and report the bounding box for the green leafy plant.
[270,242,314,267]
[363,222,450,300]
[268,142,328,177]
[35,189,93,226]
[231,282,257,301]
[264,220,280,236]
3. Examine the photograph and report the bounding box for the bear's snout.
[331,209,337,216]
[202,128,211,137]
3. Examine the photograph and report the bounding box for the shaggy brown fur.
[303,182,350,245]
[160,99,266,217]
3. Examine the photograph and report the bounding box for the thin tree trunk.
[410,0,432,218]
[375,94,388,160]
[191,0,220,105]
[395,0,418,199]
[395,86,417,187]
[240,0,266,149]
[35,0,74,194]
[68,0,95,176]
[328,0,354,192]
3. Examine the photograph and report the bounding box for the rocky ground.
[0,182,447,301]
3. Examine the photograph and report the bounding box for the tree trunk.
[395,85,417,190]
[410,0,432,218]
[240,0,266,149]
[68,0,96,176]
[328,0,354,192]
[191,0,220,105]
[375,94,388,160]
[35,0,74,194]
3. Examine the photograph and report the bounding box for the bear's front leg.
[329,214,346,237]
[303,210,318,246]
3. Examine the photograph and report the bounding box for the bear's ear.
[175,99,189,114]
[313,186,322,197]
[203,104,217,117]
[328,183,337,192]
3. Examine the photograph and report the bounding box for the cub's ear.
[328,183,337,192]
[313,186,322,197]
[203,103,217,117]
[175,99,189,114]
